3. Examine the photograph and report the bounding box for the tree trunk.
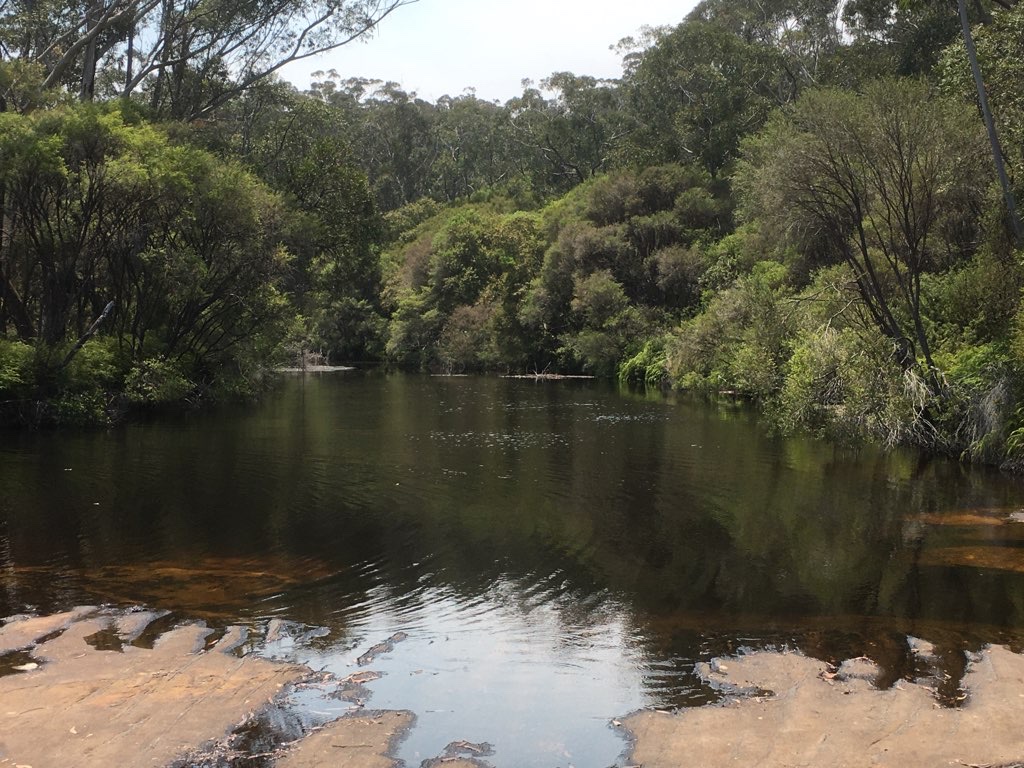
[150,0,175,112]
[123,15,135,97]
[958,0,1023,246]
[0,186,35,339]
[79,0,102,101]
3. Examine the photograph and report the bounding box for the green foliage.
[63,338,121,392]
[618,338,669,387]
[436,302,501,372]
[623,20,793,174]
[775,328,919,444]
[386,296,444,368]
[0,104,295,423]
[376,163,728,374]
[737,79,988,397]
[666,261,793,398]
[48,390,111,427]
[124,358,194,406]
[1,0,1022,472]
[937,3,1024,180]
[924,251,1022,348]
[0,339,33,395]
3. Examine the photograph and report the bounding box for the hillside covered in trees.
[2,0,1024,467]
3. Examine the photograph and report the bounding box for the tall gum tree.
[0,0,415,117]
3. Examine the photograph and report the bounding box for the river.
[2,371,1024,767]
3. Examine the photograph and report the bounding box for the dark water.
[4,371,1024,766]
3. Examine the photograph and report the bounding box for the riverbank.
[4,607,1024,767]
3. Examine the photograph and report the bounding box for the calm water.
[4,371,1024,766]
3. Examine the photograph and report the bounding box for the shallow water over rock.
[3,371,1024,766]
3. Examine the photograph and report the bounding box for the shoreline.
[5,607,1024,767]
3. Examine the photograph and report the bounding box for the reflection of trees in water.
[3,374,1024,660]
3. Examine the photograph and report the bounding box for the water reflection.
[2,372,1024,766]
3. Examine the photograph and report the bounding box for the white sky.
[280,0,696,103]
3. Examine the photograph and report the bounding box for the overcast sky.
[280,0,696,103]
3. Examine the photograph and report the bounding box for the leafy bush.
[63,337,121,392]
[619,338,668,387]
[124,358,193,405]
[0,339,34,395]
[437,302,499,371]
[48,390,111,426]
[665,261,792,397]
[775,328,923,445]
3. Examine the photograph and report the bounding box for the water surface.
[3,372,1024,766]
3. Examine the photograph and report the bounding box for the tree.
[0,103,290,376]
[0,0,415,117]
[623,19,792,175]
[837,0,963,79]
[506,73,631,194]
[738,80,989,394]
[938,1,1024,245]
[192,82,383,358]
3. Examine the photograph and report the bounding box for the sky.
[280,0,696,103]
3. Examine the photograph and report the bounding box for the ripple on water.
[428,430,570,451]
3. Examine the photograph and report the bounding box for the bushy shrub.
[48,390,111,426]
[665,261,792,397]
[124,357,194,405]
[437,302,499,371]
[0,339,34,396]
[386,296,444,368]
[775,328,922,445]
[935,342,1017,462]
[63,337,121,392]
[619,337,669,387]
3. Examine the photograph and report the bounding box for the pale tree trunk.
[79,0,103,101]
[123,15,135,96]
[958,0,1023,246]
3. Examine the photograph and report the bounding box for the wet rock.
[920,546,1024,573]
[623,645,1024,768]
[907,636,936,660]
[443,739,494,757]
[266,617,290,643]
[114,608,170,642]
[77,556,339,615]
[214,625,249,654]
[344,670,384,686]
[0,607,96,652]
[357,631,410,666]
[0,608,306,767]
[264,618,329,648]
[836,655,880,686]
[275,711,413,768]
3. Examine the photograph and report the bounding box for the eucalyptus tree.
[431,92,511,201]
[0,0,415,116]
[938,0,1023,245]
[505,73,632,194]
[622,19,792,175]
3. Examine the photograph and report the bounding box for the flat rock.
[276,711,413,768]
[623,645,1024,768]
[0,607,96,652]
[0,609,306,767]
